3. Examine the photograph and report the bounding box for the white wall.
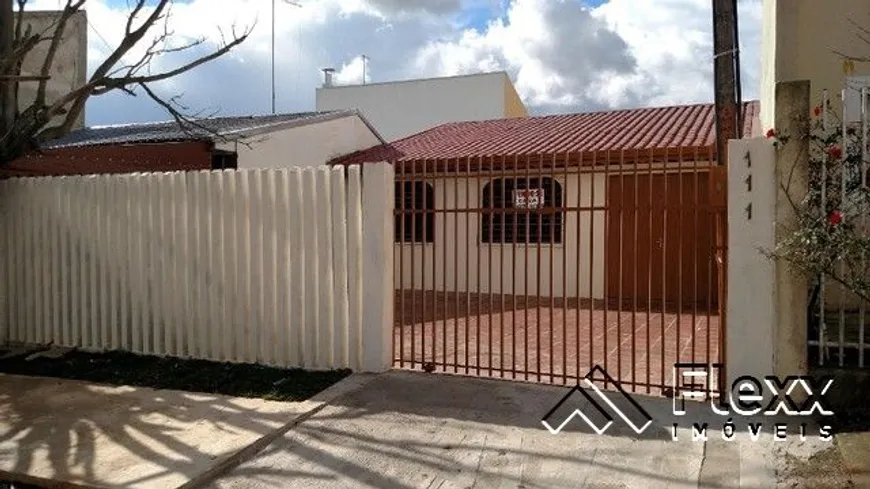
[727,138,776,388]
[17,11,88,130]
[0,165,395,372]
[226,115,382,169]
[393,173,607,299]
[761,0,870,131]
[316,73,511,142]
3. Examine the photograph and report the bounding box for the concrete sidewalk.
[206,371,834,489]
[0,373,364,489]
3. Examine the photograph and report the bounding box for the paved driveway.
[207,371,828,489]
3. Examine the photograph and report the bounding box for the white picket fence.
[0,163,395,371]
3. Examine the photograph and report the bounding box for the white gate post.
[727,138,777,391]
[361,162,395,372]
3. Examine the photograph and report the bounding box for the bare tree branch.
[35,0,87,109]
[14,0,26,44]
[125,0,147,37]
[138,82,217,138]
[94,26,251,95]
[2,0,254,161]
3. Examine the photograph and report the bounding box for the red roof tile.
[331,101,759,167]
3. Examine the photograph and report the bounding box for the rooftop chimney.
[322,68,335,88]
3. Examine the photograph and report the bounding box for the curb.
[178,372,378,489]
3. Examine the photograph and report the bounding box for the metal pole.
[361,55,367,85]
[731,0,743,137]
[711,0,739,400]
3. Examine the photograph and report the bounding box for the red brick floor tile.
[393,291,721,396]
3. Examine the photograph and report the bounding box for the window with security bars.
[395,181,435,243]
[481,177,563,244]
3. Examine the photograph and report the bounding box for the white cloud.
[334,55,369,85]
[24,0,762,125]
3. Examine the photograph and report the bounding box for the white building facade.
[315,71,528,142]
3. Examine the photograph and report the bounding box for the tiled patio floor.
[393,291,721,396]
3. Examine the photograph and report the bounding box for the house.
[761,0,870,360]
[2,110,385,177]
[315,71,527,142]
[332,101,759,307]
[761,0,870,130]
[17,10,88,130]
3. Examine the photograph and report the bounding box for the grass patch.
[0,349,352,402]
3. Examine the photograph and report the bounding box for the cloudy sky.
[29,0,763,126]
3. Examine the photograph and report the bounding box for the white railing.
[809,88,870,368]
[0,163,395,372]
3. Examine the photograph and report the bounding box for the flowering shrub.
[765,101,870,304]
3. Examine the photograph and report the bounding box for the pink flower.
[766,128,776,139]
[813,106,822,117]
[827,145,842,160]
[828,210,844,226]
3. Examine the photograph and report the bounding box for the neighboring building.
[761,0,870,130]
[332,101,759,307]
[315,71,527,142]
[2,110,384,177]
[762,0,870,318]
[17,10,88,130]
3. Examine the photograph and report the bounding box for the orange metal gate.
[392,149,725,396]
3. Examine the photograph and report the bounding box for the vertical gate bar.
[477,157,483,376]
[398,167,405,368]
[550,153,557,383]
[677,148,685,368]
[422,159,430,369]
[562,152,569,384]
[443,162,448,371]
[536,153,545,382]
[692,147,700,367]
[465,157,472,374]
[601,150,610,388]
[488,155,494,377]
[429,159,437,368]
[617,149,626,388]
[454,160,460,373]
[660,149,669,392]
[584,153,592,379]
[411,161,418,369]
[631,149,639,391]
[420,160,428,369]
[499,157,507,378]
[524,154,531,381]
[823,96,833,367]
[706,147,715,378]
[512,155,519,379]
[425,159,434,368]
[839,88,847,368]
[646,148,654,394]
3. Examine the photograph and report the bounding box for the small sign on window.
[513,188,545,209]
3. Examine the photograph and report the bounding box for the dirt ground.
[776,445,863,489]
